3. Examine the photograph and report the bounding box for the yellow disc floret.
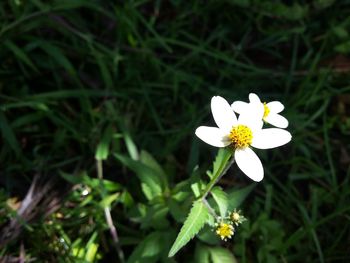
[229,125,253,149]
[263,102,270,119]
[215,222,234,241]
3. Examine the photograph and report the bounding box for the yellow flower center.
[229,125,253,149]
[263,102,270,119]
[216,223,234,240]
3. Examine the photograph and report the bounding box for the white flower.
[195,96,292,182]
[231,93,289,128]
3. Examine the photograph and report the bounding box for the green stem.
[202,198,217,218]
[96,159,125,263]
[200,154,235,200]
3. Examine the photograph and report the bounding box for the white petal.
[237,102,264,131]
[231,101,248,114]
[249,93,261,104]
[234,147,264,182]
[211,96,237,133]
[267,101,284,113]
[264,113,289,128]
[195,126,231,147]
[252,128,292,149]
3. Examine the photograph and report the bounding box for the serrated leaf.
[227,184,256,210]
[209,247,238,263]
[211,186,228,217]
[168,200,208,257]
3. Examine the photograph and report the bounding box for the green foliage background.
[1,0,350,262]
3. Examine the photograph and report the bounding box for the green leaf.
[123,131,139,160]
[39,41,76,76]
[4,40,38,71]
[142,204,169,230]
[120,190,134,208]
[114,153,163,200]
[60,171,122,192]
[335,40,350,54]
[197,225,219,245]
[194,243,211,263]
[191,181,202,198]
[140,183,154,201]
[168,198,187,223]
[186,138,199,173]
[127,232,163,263]
[332,26,348,39]
[60,171,85,184]
[140,150,168,187]
[99,193,119,208]
[95,125,114,160]
[227,184,256,211]
[0,111,21,156]
[168,200,208,257]
[93,51,113,90]
[85,242,99,262]
[85,232,100,261]
[314,0,335,9]
[211,186,228,217]
[209,247,238,263]
[207,148,232,179]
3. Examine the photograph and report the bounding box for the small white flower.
[195,96,292,182]
[232,93,289,128]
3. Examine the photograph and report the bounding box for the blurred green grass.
[0,0,350,262]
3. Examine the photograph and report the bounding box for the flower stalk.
[200,153,234,200]
[96,159,125,263]
[200,152,235,221]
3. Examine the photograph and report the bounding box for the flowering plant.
[169,94,291,256]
